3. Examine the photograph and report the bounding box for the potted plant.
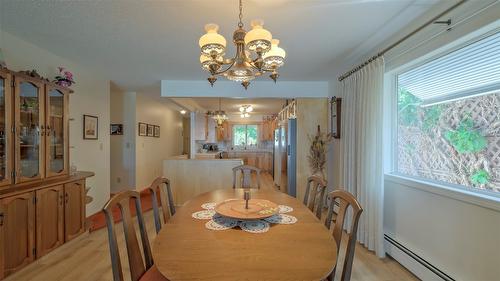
[53,67,75,87]
[307,125,332,180]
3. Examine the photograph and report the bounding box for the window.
[395,32,500,195]
[233,125,258,148]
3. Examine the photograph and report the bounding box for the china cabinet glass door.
[15,77,44,183]
[45,87,67,177]
[0,70,12,186]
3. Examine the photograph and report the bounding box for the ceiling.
[172,97,287,116]
[0,0,440,91]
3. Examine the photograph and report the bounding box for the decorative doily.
[192,210,216,220]
[201,202,216,210]
[263,213,298,224]
[278,205,293,214]
[193,202,297,234]
[239,220,270,233]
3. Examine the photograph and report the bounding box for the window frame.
[232,124,259,149]
[386,29,500,206]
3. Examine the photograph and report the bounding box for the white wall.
[1,30,110,216]
[135,94,183,190]
[110,88,136,192]
[331,1,500,280]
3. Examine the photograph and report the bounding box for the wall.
[296,98,328,201]
[134,94,183,190]
[110,88,136,192]
[331,1,500,280]
[1,30,110,216]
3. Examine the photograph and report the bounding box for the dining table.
[152,188,338,281]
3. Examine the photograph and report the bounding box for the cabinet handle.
[65,193,68,204]
[0,213,4,226]
[75,182,81,186]
[59,194,63,205]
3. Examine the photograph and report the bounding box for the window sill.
[385,173,500,212]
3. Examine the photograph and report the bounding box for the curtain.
[339,57,385,258]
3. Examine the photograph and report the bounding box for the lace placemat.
[192,202,297,234]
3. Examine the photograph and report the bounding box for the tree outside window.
[233,125,258,149]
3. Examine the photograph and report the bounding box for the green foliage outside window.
[233,125,258,148]
[398,88,422,126]
[444,118,487,154]
[470,169,491,185]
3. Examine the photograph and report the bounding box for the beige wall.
[134,94,183,190]
[110,89,136,192]
[1,30,110,216]
[296,98,328,201]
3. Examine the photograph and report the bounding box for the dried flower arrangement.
[307,125,333,179]
[53,67,75,87]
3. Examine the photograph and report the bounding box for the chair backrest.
[324,190,363,281]
[103,191,153,281]
[146,177,175,234]
[302,175,328,219]
[232,165,261,189]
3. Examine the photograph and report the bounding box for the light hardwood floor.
[6,173,419,281]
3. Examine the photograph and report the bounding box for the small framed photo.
[330,97,342,139]
[147,124,154,137]
[154,125,160,138]
[110,124,123,135]
[138,122,147,136]
[83,115,98,140]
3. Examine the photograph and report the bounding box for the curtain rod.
[338,0,467,82]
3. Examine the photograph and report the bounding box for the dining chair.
[103,191,168,281]
[324,190,363,281]
[303,175,328,219]
[146,177,175,234]
[232,165,261,189]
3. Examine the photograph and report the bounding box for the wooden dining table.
[152,188,338,281]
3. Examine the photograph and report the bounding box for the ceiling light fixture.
[210,98,228,126]
[180,110,187,114]
[239,105,252,118]
[198,0,286,90]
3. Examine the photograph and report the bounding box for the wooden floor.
[6,173,419,281]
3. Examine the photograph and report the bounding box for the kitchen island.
[163,158,243,205]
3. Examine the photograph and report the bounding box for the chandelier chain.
[238,0,243,28]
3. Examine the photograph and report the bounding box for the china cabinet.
[0,67,93,279]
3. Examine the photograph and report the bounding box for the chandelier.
[198,0,286,89]
[239,105,253,118]
[209,98,228,127]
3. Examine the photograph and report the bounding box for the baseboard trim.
[384,234,455,281]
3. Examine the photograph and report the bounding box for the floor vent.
[384,234,455,281]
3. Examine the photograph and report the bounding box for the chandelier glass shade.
[198,0,285,89]
[211,98,228,126]
[239,105,253,118]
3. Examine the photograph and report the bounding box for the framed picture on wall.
[138,122,147,136]
[83,115,98,140]
[110,124,123,135]
[147,124,154,137]
[330,97,341,139]
[154,125,160,137]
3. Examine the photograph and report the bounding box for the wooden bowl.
[215,199,279,220]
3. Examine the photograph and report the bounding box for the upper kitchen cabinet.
[193,112,207,141]
[0,70,13,187]
[14,74,45,183]
[206,117,216,143]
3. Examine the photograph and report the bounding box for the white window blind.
[398,31,500,105]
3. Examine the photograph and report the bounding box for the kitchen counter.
[195,151,222,159]
[226,150,273,172]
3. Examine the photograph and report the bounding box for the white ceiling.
[0,0,440,91]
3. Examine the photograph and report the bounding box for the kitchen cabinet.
[194,112,207,141]
[206,117,216,143]
[227,151,273,172]
[260,119,277,142]
[35,185,64,258]
[0,70,13,187]
[216,121,231,142]
[64,180,85,242]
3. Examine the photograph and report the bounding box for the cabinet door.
[0,70,13,187]
[194,113,206,141]
[0,192,35,279]
[64,181,85,242]
[207,118,216,143]
[45,87,68,177]
[36,185,64,258]
[14,76,45,183]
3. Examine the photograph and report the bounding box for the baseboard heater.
[384,234,455,281]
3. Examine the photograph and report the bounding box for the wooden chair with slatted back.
[232,165,261,189]
[103,191,168,281]
[303,175,328,219]
[146,177,176,234]
[324,190,363,281]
